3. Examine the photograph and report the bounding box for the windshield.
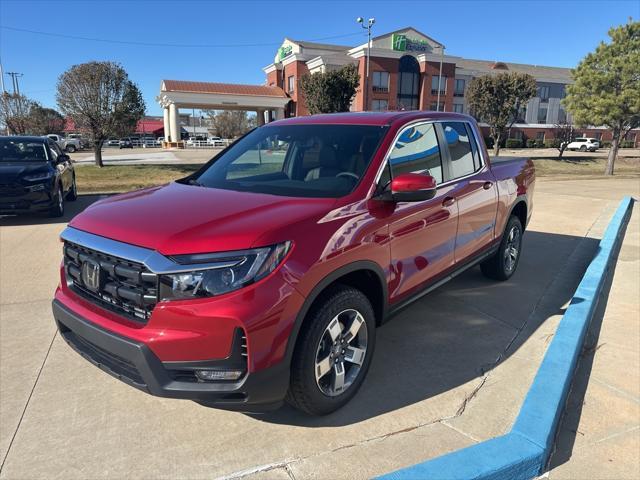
[0,139,48,163]
[193,124,387,198]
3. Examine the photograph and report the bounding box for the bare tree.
[0,93,34,135]
[56,61,145,167]
[206,110,253,139]
[552,122,574,159]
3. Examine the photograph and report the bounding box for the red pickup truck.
[53,112,534,415]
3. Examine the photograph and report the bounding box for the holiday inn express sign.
[391,33,430,52]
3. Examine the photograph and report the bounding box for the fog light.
[195,369,244,381]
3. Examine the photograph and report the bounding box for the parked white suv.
[565,137,600,152]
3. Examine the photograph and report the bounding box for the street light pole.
[357,17,375,111]
[436,46,444,112]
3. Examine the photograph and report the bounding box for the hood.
[0,162,51,184]
[69,182,336,255]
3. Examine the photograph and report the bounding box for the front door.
[386,122,458,303]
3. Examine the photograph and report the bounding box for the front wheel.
[66,176,78,201]
[580,145,587,152]
[480,215,523,281]
[286,286,376,415]
[49,185,64,218]
[65,145,76,153]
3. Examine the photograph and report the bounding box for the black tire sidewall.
[289,286,376,415]
[49,185,64,217]
[499,216,523,279]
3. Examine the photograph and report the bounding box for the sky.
[0,0,638,116]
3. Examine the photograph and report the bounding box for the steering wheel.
[336,172,359,181]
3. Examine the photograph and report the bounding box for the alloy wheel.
[314,309,368,397]
[503,225,521,273]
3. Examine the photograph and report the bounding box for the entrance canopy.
[157,80,290,142]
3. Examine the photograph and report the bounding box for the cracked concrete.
[0,178,638,479]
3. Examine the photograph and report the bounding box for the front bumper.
[0,189,55,214]
[52,299,290,412]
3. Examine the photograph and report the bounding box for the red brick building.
[262,27,638,146]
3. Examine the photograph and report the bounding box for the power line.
[0,25,363,48]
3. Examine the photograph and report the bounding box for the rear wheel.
[49,185,64,218]
[580,145,587,152]
[286,285,376,415]
[480,215,523,281]
[65,145,76,153]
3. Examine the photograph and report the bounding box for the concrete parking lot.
[0,178,638,479]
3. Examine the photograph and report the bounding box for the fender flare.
[283,260,388,364]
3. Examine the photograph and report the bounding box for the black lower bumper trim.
[52,299,290,411]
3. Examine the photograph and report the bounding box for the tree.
[299,64,360,114]
[56,61,145,167]
[0,93,34,135]
[206,110,253,139]
[552,121,575,159]
[27,105,65,135]
[467,72,537,156]
[564,20,640,175]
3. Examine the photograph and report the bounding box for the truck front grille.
[63,241,158,323]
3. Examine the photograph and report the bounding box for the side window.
[388,123,443,184]
[465,123,483,171]
[48,141,59,162]
[441,122,476,180]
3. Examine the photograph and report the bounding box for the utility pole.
[357,17,375,111]
[0,57,6,93]
[6,72,23,95]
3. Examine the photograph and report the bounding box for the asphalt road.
[0,178,638,479]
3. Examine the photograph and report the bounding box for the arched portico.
[157,80,290,144]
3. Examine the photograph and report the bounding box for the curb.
[378,196,634,480]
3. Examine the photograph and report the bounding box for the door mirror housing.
[390,173,437,202]
[56,154,70,164]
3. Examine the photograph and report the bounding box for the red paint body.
[54,112,534,406]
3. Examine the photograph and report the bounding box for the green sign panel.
[392,33,429,53]
[278,45,293,60]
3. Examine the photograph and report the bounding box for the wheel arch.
[509,198,528,232]
[284,261,388,365]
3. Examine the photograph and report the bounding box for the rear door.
[438,121,498,264]
[385,121,458,302]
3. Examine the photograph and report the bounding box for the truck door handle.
[483,181,494,190]
[442,196,456,207]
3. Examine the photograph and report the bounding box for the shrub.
[505,138,522,148]
[535,139,545,148]
[526,139,537,148]
[484,137,494,148]
[601,141,612,148]
[620,140,635,148]
[544,139,561,148]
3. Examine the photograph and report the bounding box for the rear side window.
[441,122,476,180]
[388,123,443,184]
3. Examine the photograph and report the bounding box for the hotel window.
[536,131,545,141]
[537,105,548,124]
[372,72,389,92]
[372,99,389,111]
[287,75,295,93]
[593,132,602,141]
[431,75,447,95]
[453,104,464,113]
[454,79,465,97]
[538,86,550,101]
[430,101,444,112]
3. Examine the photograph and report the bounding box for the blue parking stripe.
[377,196,634,480]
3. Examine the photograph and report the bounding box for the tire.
[49,184,64,218]
[66,176,78,201]
[65,145,76,153]
[480,215,523,281]
[286,285,376,415]
[580,145,587,152]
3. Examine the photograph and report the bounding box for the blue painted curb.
[378,196,634,480]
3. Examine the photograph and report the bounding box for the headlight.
[23,172,53,182]
[159,242,292,301]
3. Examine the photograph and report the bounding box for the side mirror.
[390,173,437,202]
[56,154,70,164]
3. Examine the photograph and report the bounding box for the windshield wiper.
[188,178,204,187]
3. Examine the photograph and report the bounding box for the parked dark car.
[119,138,133,149]
[0,136,77,217]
